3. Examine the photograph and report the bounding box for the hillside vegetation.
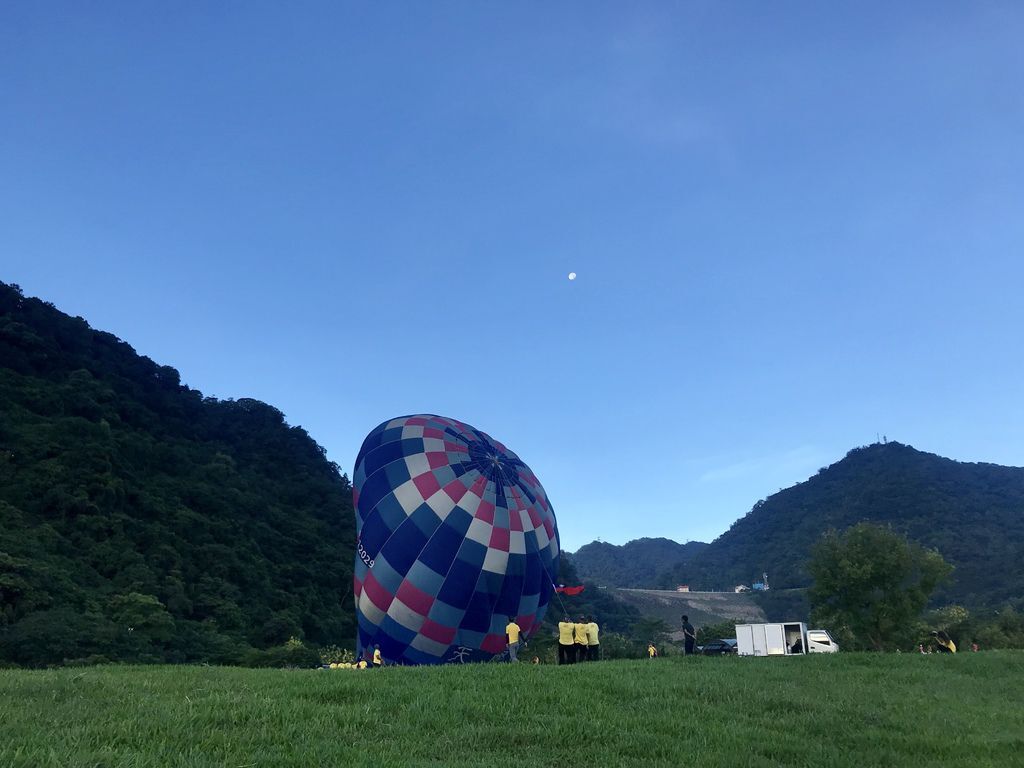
[2,655,1021,767]
[658,442,1024,608]
[570,537,707,587]
[0,282,356,666]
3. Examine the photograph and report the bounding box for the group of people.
[555,615,601,664]
[504,615,593,664]
[325,644,384,670]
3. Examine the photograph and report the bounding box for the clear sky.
[3,3,1023,552]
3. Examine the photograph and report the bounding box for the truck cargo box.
[736,622,808,656]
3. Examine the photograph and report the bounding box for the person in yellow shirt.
[505,616,522,663]
[372,645,383,667]
[586,616,600,661]
[932,630,956,653]
[647,642,658,659]
[574,616,589,663]
[557,616,576,665]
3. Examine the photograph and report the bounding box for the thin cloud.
[699,445,825,484]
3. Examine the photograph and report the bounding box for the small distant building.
[675,585,690,592]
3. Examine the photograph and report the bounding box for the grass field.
[2,653,1022,767]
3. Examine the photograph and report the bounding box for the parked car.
[699,638,738,656]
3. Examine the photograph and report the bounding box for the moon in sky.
[568,272,577,281]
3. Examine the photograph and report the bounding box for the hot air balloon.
[352,415,560,665]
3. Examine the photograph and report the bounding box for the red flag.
[555,585,585,596]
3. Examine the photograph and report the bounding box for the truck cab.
[806,629,839,653]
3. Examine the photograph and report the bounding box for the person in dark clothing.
[681,615,697,656]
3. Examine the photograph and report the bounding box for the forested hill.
[661,442,1024,608]
[569,538,708,587]
[0,281,355,666]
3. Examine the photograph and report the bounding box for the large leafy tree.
[808,523,952,651]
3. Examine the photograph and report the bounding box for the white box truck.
[735,623,839,655]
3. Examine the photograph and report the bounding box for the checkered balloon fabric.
[353,415,560,664]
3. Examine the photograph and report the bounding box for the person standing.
[558,616,576,665]
[574,616,589,663]
[505,616,522,663]
[586,615,600,661]
[647,641,658,659]
[681,615,697,656]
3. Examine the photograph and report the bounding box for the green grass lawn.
[2,653,1022,767]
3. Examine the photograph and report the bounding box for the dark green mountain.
[0,281,355,666]
[570,537,708,587]
[660,442,1024,608]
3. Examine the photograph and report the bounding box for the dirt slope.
[611,588,766,640]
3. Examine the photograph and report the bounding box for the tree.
[808,523,952,651]
[631,617,671,647]
[696,619,741,645]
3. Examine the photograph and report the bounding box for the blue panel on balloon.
[373,494,408,537]
[361,440,406,478]
[380,520,429,574]
[359,510,395,557]
[437,557,481,609]
[456,538,487,569]
[383,458,412,490]
[357,469,396,516]
[418,523,463,574]
[409,503,443,539]
[406,560,445,595]
[446,507,473,537]
[462,591,496,632]
[427,599,463,627]
[369,556,403,594]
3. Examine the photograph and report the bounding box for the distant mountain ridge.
[661,442,1024,608]
[569,537,708,587]
[570,444,1024,611]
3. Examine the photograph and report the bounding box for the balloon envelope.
[353,415,560,664]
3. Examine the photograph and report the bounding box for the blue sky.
[3,3,1023,551]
